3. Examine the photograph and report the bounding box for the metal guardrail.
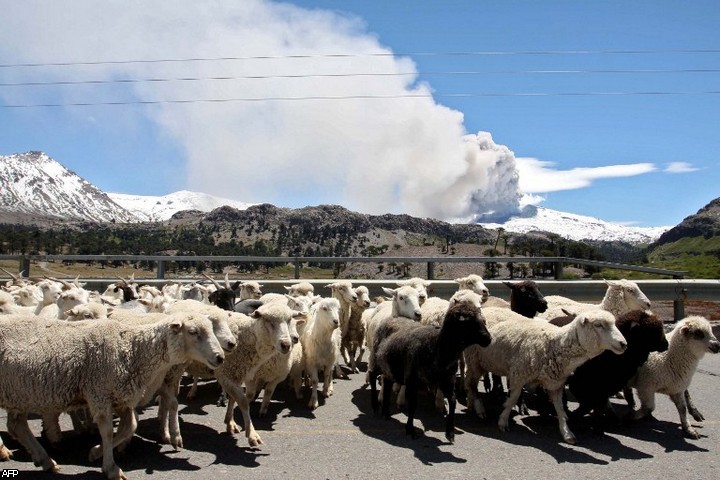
[0,254,688,280]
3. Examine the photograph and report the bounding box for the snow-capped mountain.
[108,191,255,222]
[0,151,137,223]
[478,205,670,243]
[0,151,669,243]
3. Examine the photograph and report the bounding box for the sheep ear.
[294,318,307,327]
[284,286,292,292]
[453,277,463,283]
[382,287,396,297]
[680,325,691,336]
[251,310,263,319]
[170,319,184,332]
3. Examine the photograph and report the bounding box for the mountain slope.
[0,152,137,223]
[478,205,669,244]
[108,191,255,222]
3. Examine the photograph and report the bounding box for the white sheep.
[235,280,263,300]
[213,304,298,446]
[454,274,490,302]
[296,297,341,409]
[396,277,431,305]
[64,302,109,321]
[285,281,315,297]
[340,285,372,373]
[463,307,627,444]
[625,315,720,439]
[0,312,225,479]
[538,279,651,320]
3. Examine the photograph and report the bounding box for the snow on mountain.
[0,151,669,243]
[108,191,255,222]
[0,151,137,223]
[478,205,670,243]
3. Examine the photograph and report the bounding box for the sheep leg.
[381,376,394,420]
[223,382,263,447]
[404,378,419,439]
[157,379,183,449]
[632,389,655,421]
[41,412,64,446]
[7,411,58,472]
[186,375,200,400]
[685,390,704,422]
[369,369,380,414]
[464,368,486,419]
[356,344,366,365]
[396,385,407,410]
[498,385,524,432]
[439,378,457,443]
[670,391,700,439]
[259,381,281,416]
[348,343,359,373]
[623,386,636,410]
[549,387,576,444]
[323,367,334,397]
[0,432,12,461]
[308,368,320,409]
[89,407,136,461]
[90,408,127,480]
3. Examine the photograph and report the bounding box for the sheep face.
[576,310,627,355]
[172,314,226,369]
[611,279,651,311]
[444,303,492,349]
[455,274,490,301]
[354,286,371,309]
[285,282,315,297]
[239,281,263,300]
[677,316,720,356]
[449,290,484,310]
[504,280,548,315]
[314,297,341,329]
[397,277,430,305]
[207,311,237,353]
[325,281,358,304]
[65,303,108,321]
[383,286,422,321]
[251,304,294,354]
[621,311,668,354]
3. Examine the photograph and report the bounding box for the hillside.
[643,197,720,278]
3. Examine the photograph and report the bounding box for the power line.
[1,48,718,68]
[2,68,719,87]
[3,90,719,108]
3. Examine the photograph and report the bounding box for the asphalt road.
[2,353,719,480]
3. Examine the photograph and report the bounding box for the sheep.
[285,281,315,297]
[482,280,548,395]
[552,310,669,433]
[64,302,110,321]
[420,289,485,328]
[396,277,431,305]
[233,280,263,300]
[295,297,341,409]
[213,304,298,446]
[625,315,720,439]
[463,307,627,444]
[363,286,423,384]
[369,302,492,443]
[340,285,372,373]
[538,279,651,320]
[0,312,225,479]
[243,313,308,416]
[454,274,490,302]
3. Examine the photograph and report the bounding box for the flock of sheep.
[0,268,718,480]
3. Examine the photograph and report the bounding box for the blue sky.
[0,0,718,227]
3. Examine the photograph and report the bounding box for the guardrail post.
[427,262,435,280]
[20,256,30,277]
[294,260,301,279]
[673,288,687,322]
[554,261,563,280]
[156,260,166,280]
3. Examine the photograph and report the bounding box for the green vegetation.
[644,236,720,279]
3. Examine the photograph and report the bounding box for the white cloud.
[664,162,699,173]
[0,0,522,222]
[515,158,657,193]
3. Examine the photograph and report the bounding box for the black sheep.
[369,302,492,443]
[557,310,669,432]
